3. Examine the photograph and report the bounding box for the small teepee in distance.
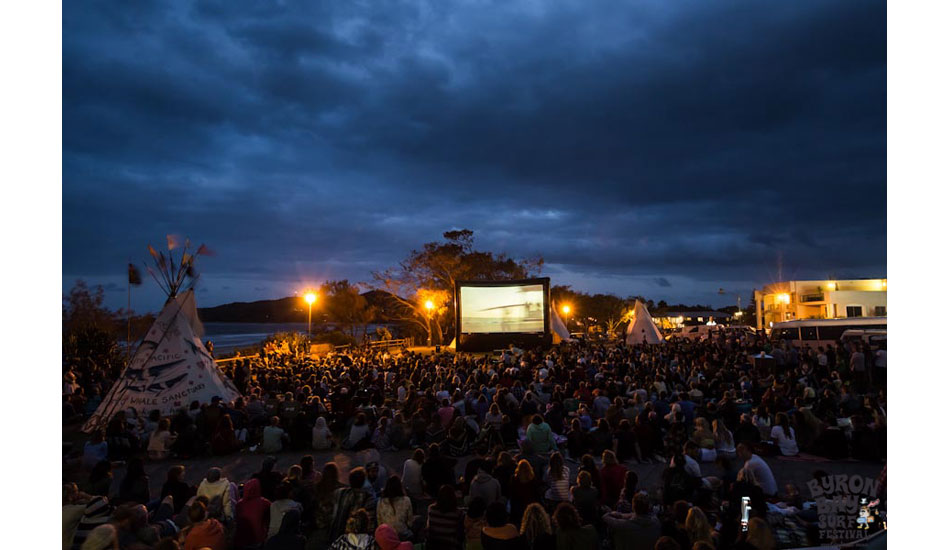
[551,303,574,344]
[624,300,665,345]
[83,237,241,432]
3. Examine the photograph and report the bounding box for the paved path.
[64,444,884,501]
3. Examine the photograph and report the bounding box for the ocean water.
[200,322,397,355]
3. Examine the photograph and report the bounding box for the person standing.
[850,345,867,394]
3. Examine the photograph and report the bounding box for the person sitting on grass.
[195,468,234,523]
[263,508,305,550]
[329,508,374,550]
[329,467,372,542]
[180,501,226,550]
[736,443,778,497]
[267,481,303,540]
[602,493,661,550]
[426,484,465,550]
[480,501,521,550]
[552,502,597,550]
[525,414,557,454]
[261,416,288,454]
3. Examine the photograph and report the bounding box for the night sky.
[63,0,886,311]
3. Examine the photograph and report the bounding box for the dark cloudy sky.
[63,0,886,312]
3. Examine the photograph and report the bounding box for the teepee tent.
[625,300,664,345]
[551,304,574,343]
[83,239,240,432]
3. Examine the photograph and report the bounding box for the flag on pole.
[128,263,143,286]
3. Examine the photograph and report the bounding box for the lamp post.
[561,304,573,333]
[424,299,435,346]
[304,292,317,336]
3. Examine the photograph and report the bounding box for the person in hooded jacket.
[263,508,306,550]
[374,523,412,550]
[252,457,284,502]
[467,462,503,506]
[234,478,270,549]
[181,501,226,550]
[195,468,233,522]
[312,416,334,450]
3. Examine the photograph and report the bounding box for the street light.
[304,292,317,336]
[424,299,435,346]
[562,304,571,315]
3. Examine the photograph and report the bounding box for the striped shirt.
[544,466,572,502]
[426,505,464,550]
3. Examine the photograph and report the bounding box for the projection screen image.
[459,284,545,333]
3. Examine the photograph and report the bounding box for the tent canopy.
[83,290,241,432]
[625,300,665,345]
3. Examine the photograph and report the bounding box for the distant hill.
[198,296,308,323]
[198,290,403,323]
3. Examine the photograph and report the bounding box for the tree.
[373,230,543,345]
[63,280,123,372]
[588,293,635,336]
[63,280,115,333]
[320,280,378,341]
[551,287,637,337]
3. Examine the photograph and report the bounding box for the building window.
[846,306,863,318]
[874,306,886,316]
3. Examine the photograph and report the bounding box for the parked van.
[769,317,887,347]
[840,328,887,346]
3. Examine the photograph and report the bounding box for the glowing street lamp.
[424,299,435,346]
[304,292,317,336]
[562,304,571,315]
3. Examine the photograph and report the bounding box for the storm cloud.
[63,0,886,310]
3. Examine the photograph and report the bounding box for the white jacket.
[196,478,234,519]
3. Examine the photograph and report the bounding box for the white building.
[753,278,886,330]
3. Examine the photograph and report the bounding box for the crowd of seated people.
[63,332,886,549]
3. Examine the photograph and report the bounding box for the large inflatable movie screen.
[459,283,545,334]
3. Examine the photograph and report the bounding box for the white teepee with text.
[83,290,240,432]
[83,238,240,432]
